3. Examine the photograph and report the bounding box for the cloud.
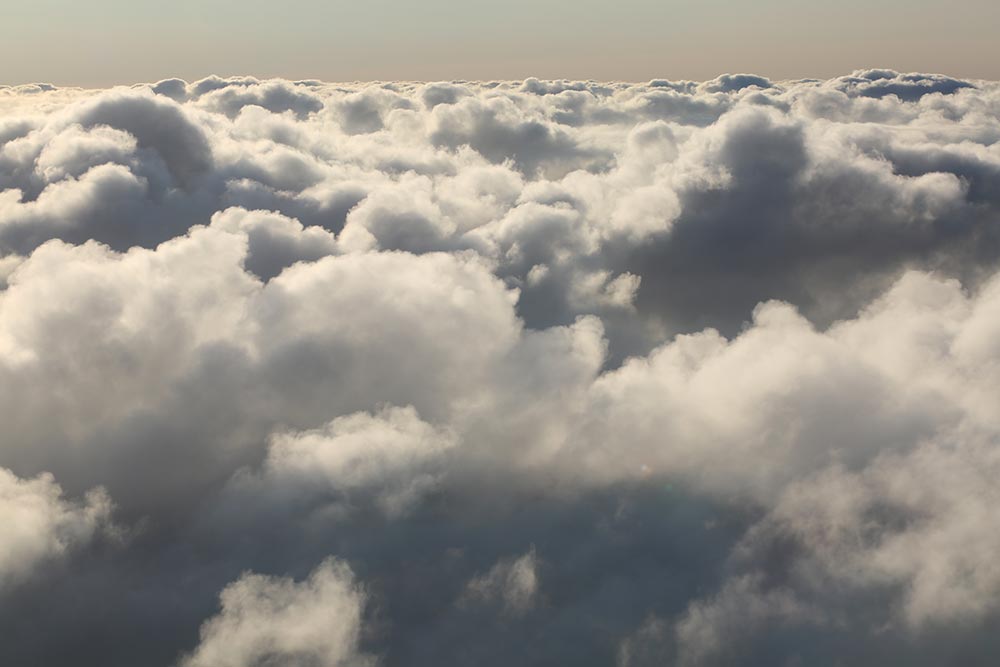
[181,558,373,667]
[1,71,1000,666]
[195,80,325,119]
[209,206,338,280]
[701,73,774,93]
[237,405,457,517]
[0,468,112,589]
[837,69,977,101]
[461,547,540,615]
[74,92,214,189]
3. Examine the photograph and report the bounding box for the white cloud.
[181,558,372,667]
[0,467,112,588]
[250,406,457,517]
[1,71,1000,666]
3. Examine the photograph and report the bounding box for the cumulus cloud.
[0,468,112,588]
[1,70,1000,666]
[181,558,372,667]
[236,406,457,517]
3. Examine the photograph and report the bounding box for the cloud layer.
[2,70,1000,665]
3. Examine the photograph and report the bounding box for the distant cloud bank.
[2,70,1000,665]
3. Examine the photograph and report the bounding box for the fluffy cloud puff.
[1,70,1000,666]
[181,558,372,667]
[0,468,112,589]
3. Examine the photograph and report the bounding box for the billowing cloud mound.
[181,559,371,667]
[0,468,113,588]
[1,70,1000,666]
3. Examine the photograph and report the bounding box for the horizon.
[7,66,999,90]
[4,0,1000,86]
[4,68,995,88]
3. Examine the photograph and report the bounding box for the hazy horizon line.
[3,67,993,90]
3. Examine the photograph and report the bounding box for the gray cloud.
[1,71,1000,666]
[837,69,977,101]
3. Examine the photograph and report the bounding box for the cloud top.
[1,71,1000,666]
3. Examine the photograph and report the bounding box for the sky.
[4,0,1000,85]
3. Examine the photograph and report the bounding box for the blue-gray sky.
[4,0,999,85]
